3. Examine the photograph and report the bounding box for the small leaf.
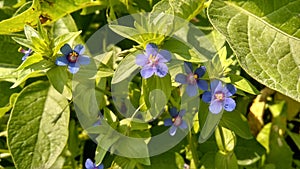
[112,53,139,84]
[109,25,143,44]
[7,81,70,169]
[229,74,260,95]
[214,151,238,169]
[219,110,253,139]
[199,110,223,143]
[142,74,171,118]
[47,66,68,94]
[234,137,266,166]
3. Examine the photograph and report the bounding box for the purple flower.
[18,47,32,61]
[85,158,104,169]
[56,44,90,74]
[175,62,208,96]
[136,43,171,78]
[202,80,236,114]
[164,108,188,136]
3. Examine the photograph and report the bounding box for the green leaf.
[215,126,236,152]
[109,25,144,44]
[152,0,206,21]
[287,130,300,150]
[0,0,102,34]
[0,93,18,118]
[142,74,171,117]
[47,66,68,94]
[0,0,40,34]
[228,74,260,95]
[219,110,253,139]
[0,35,23,68]
[7,81,70,169]
[112,53,139,84]
[199,110,223,143]
[214,151,238,169]
[208,0,300,102]
[234,137,266,166]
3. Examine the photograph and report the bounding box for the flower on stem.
[85,158,104,169]
[164,108,187,136]
[175,62,208,96]
[56,44,90,74]
[18,47,32,61]
[202,80,236,114]
[136,43,171,78]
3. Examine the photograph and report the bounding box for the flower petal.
[186,84,198,97]
[212,80,223,94]
[136,54,148,66]
[210,80,220,92]
[178,109,186,117]
[74,44,85,55]
[140,65,155,78]
[179,120,188,129]
[145,43,158,56]
[175,73,188,84]
[224,98,236,112]
[209,100,223,114]
[170,107,178,117]
[169,125,178,136]
[56,56,69,66]
[197,79,208,91]
[224,84,236,97]
[78,55,90,65]
[164,118,173,126]
[194,66,206,78]
[85,158,95,169]
[60,44,73,55]
[68,62,80,74]
[202,91,212,103]
[155,63,168,77]
[98,164,104,169]
[183,62,193,74]
[157,49,171,62]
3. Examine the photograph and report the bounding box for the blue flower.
[85,158,104,169]
[56,44,90,74]
[18,47,32,61]
[175,62,208,96]
[136,43,171,78]
[202,80,236,114]
[164,108,188,136]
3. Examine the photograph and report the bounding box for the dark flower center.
[187,73,197,85]
[67,51,79,63]
[214,92,225,101]
[172,116,182,127]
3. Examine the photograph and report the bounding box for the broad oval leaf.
[208,0,300,102]
[7,81,70,169]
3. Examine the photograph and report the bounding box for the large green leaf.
[208,0,300,102]
[7,81,70,169]
[0,0,102,34]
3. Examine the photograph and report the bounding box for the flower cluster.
[135,43,237,136]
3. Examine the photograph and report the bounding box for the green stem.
[188,131,199,168]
